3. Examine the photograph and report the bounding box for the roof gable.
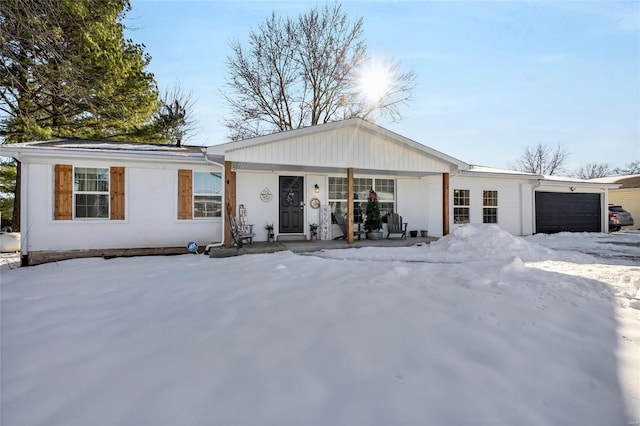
[206,119,468,174]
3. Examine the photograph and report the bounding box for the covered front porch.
[206,119,468,249]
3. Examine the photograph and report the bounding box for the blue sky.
[125,1,639,172]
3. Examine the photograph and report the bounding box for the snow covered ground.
[1,225,638,425]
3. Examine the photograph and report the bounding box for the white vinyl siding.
[224,126,452,173]
[451,176,530,235]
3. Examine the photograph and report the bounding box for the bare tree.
[573,162,611,179]
[514,143,569,175]
[222,3,415,140]
[612,160,640,176]
[151,83,198,145]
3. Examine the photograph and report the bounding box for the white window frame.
[73,167,110,219]
[193,171,222,218]
[453,189,470,224]
[328,176,396,222]
[482,190,498,224]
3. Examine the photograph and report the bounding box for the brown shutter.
[110,167,125,220]
[54,164,73,220]
[178,169,192,219]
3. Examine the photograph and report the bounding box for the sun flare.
[355,58,394,105]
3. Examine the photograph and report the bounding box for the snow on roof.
[36,139,204,153]
[590,174,640,188]
[1,139,206,159]
[465,165,542,177]
[462,165,620,186]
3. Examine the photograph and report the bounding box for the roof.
[460,165,619,188]
[590,174,640,189]
[461,165,543,179]
[0,139,209,166]
[2,139,203,153]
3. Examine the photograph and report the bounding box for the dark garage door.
[535,192,601,233]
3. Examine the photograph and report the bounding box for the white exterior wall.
[234,172,445,240]
[396,175,443,237]
[235,172,280,241]
[226,127,452,173]
[449,175,532,236]
[23,162,222,253]
[608,189,639,230]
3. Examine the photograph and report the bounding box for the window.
[483,190,498,224]
[193,171,222,218]
[74,167,110,218]
[178,170,222,219]
[54,165,124,221]
[328,177,395,222]
[453,189,469,224]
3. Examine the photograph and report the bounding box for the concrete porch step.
[276,234,307,242]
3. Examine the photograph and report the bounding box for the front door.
[279,176,304,233]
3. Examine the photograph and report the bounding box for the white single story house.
[0,118,618,265]
[591,174,640,230]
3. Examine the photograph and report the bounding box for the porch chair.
[226,203,256,247]
[386,212,407,239]
[333,214,365,241]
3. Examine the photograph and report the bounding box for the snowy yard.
[1,225,639,425]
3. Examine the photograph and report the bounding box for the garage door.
[535,192,601,233]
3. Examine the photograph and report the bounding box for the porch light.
[314,184,320,194]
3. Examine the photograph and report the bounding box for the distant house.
[591,174,640,230]
[0,119,618,265]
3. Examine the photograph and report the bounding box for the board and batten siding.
[225,127,451,173]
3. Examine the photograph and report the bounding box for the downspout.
[202,148,225,252]
[14,154,29,266]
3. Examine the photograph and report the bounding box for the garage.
[535,192,601,233]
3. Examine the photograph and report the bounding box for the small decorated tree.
[364,189,382,232]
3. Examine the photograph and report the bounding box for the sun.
[355,58,394,106]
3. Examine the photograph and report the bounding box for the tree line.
[513,143,639,179]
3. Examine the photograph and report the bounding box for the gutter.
[202,149,226,252]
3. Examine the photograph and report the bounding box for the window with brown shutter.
[55,165,126,220]
[54,164,73,220]
[178,169,193,219]
[110,167,125,220]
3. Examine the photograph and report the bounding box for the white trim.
[192,171,223,219]
[73,166,111,220]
